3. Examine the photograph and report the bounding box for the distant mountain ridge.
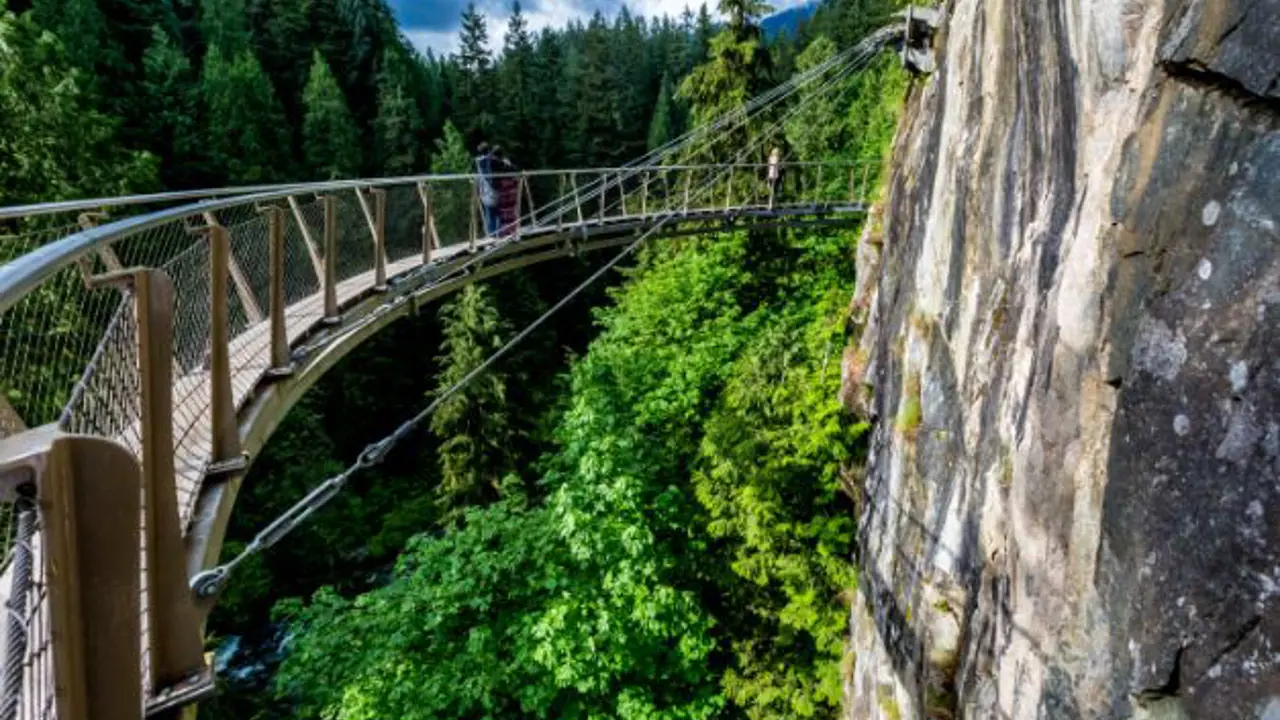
[761,0,821,38]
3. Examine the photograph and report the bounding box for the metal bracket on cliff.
[897,5,941,74]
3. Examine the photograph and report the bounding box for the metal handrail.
[0,162,853,221]
[0,162,854,314]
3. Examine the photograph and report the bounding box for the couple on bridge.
[475,143,520,237]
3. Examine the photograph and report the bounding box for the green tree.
[455,1,494,141]
[678,0,773,154]
[497,1,535,160]
[430,120,473,239]
[568,12,621,165]
[373,62,424,175]
[302,50,362,179]
[141,25,204,188]
[0,6,157,426]
[247,0,313,131]
[529,29,565,166]
[0,8,156,208]
[27,0,124,90]
[429,284,517,512]
[646,71,675,151]
[783,35,845,162]
[200,0,251,55]
[200,44,294,183]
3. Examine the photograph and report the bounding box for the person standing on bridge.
[493,147,520,236]
[475,143,500,236]
[767,147,782,209]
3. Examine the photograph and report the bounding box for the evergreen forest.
[0,0,909,713]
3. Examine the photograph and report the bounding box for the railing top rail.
[0,161,855,221]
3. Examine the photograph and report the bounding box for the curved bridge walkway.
[0,161,871,719]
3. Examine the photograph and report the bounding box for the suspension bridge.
[0,12,937,720]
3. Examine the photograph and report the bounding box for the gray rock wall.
[843,1,1279,718]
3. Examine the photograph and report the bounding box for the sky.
[394,0,807,56]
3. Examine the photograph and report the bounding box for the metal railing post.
[322,195,339,323]
[202,212,263,326]
[619,173,629,217]
[849,166,856,202]
[598,173,607,222]
[556,174,566,232]
[724,167,734,210]
[372,188,387,291]
[571,173,584,225]
[815,164,824,203]
[683,170,692,215]
[860,165,871,202]
[417,181,436,264]
[641,171,649,216]
[208,223,243,475]
[469,182,480,251]
[522,173,537,231]
[514,173,524,240]
[263,206,292,376]
[135,268,209,706]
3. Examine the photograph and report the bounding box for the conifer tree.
[783,35,845,162]
[529,29,565,167]
[430,121,474,239]
[0,7,156,206]
[692,3,714,67]
[497,1,535,161]
[142,26,204,188]
[454,2,494,141]
[646,72,675,151]
[27,0,124,87]
[247,0,312,129]
[571,12,621,165]
[303,51,362,179]
[679,0,774,154]
[374,57,425,175]
[200,0,251,55]
[429,283,516,513]
[200,44,293,183]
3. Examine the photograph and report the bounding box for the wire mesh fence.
[0,495,55,720]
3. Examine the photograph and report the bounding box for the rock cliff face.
[842,1,1279,718]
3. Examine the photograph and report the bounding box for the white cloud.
[405,0,812,57]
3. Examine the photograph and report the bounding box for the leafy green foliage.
[0,7,156,207]
[783,36,843,162]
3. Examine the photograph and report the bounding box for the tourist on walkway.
[767,147,782,209]
[475,142,500,236]
[493,147,521,236]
